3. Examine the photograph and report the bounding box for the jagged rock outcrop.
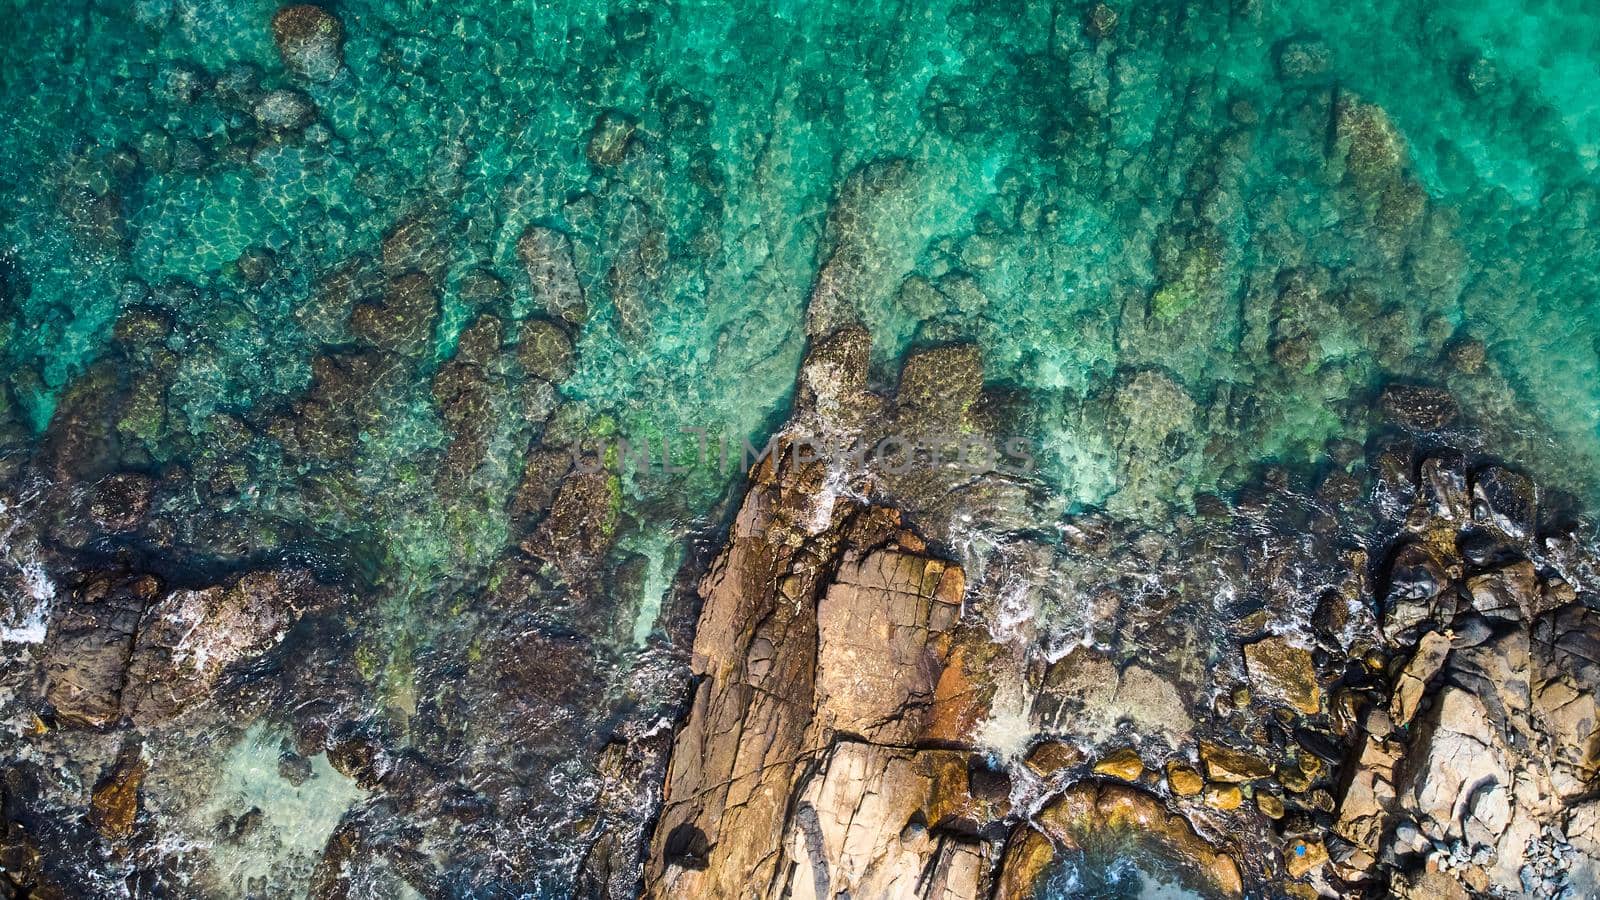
[643,331,1244,899]
[1330,461,1600,898]
[641,328,1600,899]
[643,438,978,897]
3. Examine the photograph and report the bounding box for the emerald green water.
[4,0,1600,714]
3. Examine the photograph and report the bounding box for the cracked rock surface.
[641,332,1600,900]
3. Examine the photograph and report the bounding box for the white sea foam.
[1,496,55,645]
[975,681,1035,760]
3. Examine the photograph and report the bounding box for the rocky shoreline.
[2,3,1600,894]
[626,330,1600,899]
[4,322,1600,897]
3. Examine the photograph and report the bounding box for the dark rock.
[272,4,345,82]
[432,359,493,434]
[1471,466,1536,542]
[1446,337,1487,374]
[42,573,162,728]
[1314,470,1362,509]
[380,211,449,276]
[520,466,620,586]
[88,472,154,532]
[1459,528,1521,569]
[510,447,574,528]
[453,314,504,366]
[349,272,440,356]
[1083,3,1119,39]
[40,361,123,483]
[327,727,391,789]
[1450,614,1494,649]
[1332,96,1407,194]
[230,807,264,841]
[121,568,336,723]
[1379,384,1457,431]
[279,349,401,460]
[1456,55,1498,98]
[895,343,984,428]
[458,267,509,306]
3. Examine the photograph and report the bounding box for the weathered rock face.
[643,333,1242,899]
[1330,459,1600,898]
[41,573,161,728]
[121,569,335,723]
[40,567,338,728]
[643,448,970,897]
[639,329,1600,900]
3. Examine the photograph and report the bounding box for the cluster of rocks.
[6,2,1600,897]
[1330,453,1600,898]
[634,328,1600,899]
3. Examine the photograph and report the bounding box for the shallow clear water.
[1037,848,1209,900]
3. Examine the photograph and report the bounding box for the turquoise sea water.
[4,0,1600,894]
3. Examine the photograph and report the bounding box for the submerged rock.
[586,111,637,167]
[517,225,587,326]
[252,88,317,132]
[272,4,345,82]
[349,272,440,356]
[517,318,575,384]
[1380,383,1458,431]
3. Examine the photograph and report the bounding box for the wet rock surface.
[4,325,1600,897]
[633,334,1600,899]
